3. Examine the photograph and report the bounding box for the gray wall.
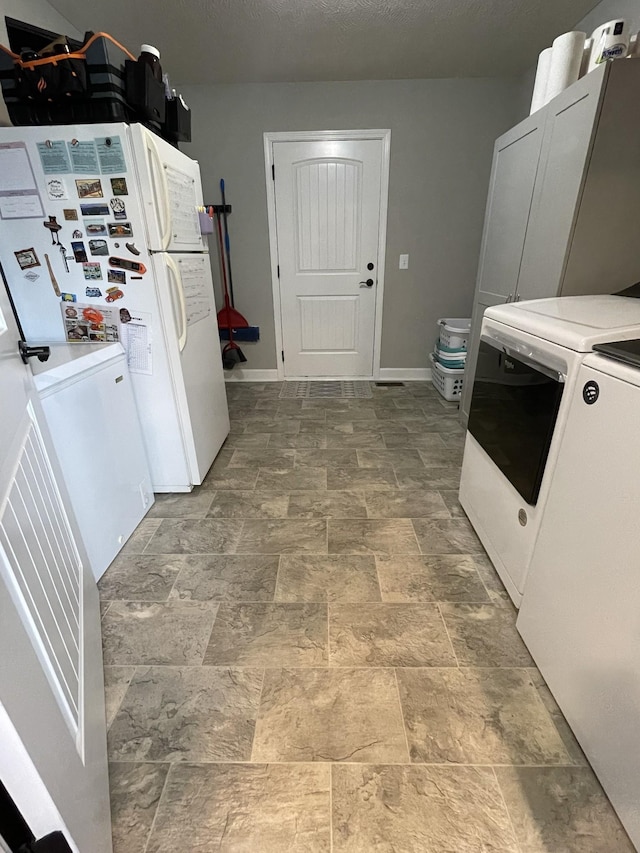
[0,0,81,125]
[180,78,521,370]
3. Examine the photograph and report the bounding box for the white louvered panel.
[0,414,81,736]
[295,159,361,272]
[299,296,358,352]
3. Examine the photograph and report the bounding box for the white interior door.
[0,286,111,851]
[272,135,388,378]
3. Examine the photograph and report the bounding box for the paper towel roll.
[545,31,586,103]
[530,47,552,114]
[580,38,593,77]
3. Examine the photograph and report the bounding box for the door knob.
[19,341,50,364]
[359,279,374,288]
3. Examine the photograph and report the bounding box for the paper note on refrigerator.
[179,256,211,326]
[120,310,152,374]
[0,142,43,219]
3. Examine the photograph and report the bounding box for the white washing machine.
[460,294,640,607]
[517,348,640,849]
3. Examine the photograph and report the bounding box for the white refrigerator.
[0,123,229,492]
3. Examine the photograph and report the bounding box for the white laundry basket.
[437,318,471,352]
[430,353,465,401]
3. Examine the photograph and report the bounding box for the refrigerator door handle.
[166,255,188,351]
[146,132,172,250]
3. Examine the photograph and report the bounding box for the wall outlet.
[399,254,409,270]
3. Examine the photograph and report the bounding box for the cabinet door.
[475,113,545,300]
[459,292,508,424]
[516,64,607,302]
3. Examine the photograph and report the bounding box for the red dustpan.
[215,211,248,329]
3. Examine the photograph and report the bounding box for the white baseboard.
[376,368,432,382]
[224,368,433,383]
[224,368,280,382]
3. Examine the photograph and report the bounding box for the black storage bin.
[163,95,191,144]
[0,34,134,126]
[124,59,165,131]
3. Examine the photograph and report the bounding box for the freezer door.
[0,122,152,342]
[153,252,229,483]
[129,124,205,252]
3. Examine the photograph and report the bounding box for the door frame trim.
[263,129,391,380]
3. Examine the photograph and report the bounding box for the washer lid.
[486,296,640,351]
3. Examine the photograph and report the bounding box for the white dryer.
[460,294,640,606]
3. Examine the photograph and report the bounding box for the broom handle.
[220,179,235,308]
[216,211,234,345]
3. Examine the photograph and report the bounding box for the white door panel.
[129,125,204,253]
[0,286,111,849]
[273,138,387,377]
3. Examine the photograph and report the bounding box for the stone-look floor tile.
[146,763,330,853]
[417,447,464,467]
[108,666,263,762]
[256,467,327,491]
[206,448,234,472]
[376,555,490,603]
[412,517,483,554]
[356,449,424,469]
[330,603,455,667]
[529,670,587,765]
[327,466,398,490]
[288,490,367,519]
[200,468,259,490]
[206,490,290,519]
[268,433,328,448]
[236,519,327,554]
[170,555,279,602]
[221,432,271,448]
[104,666,136,728]
[204,603,327,666]
[327,409,377,423]
[144,519,244,554]
[100,601,111,619]
[228,449,296,469]
[472,552,513,605]
[98,555,183,601]
[440,603,534,666]
[439,489,466,517]
[332,764,518,853]
[495,766,635,853]
[421,414,464,432]
[397,667,571,765]
[298,419,334,433]
[276,555,380,603]
[295,449,358,468]
[440,431,466,451]
[109,762,169,853]
[382,432,447,449]
[395,466,461,490]
[325,432,386,448]
[364,489,450,519]
[119,518,162,555]
[102,601,218,666]
[329,519,419,555]
[244,418,301,433]
[146,490,215,518]
[252,668,408,763]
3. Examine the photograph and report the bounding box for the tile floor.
[99,381,634,852]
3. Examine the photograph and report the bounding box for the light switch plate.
[399,254,409,269]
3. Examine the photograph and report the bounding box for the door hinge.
[272,164,275,180]
[281,350,285,363]
[277,264,280,278]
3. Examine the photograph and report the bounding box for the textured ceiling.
[46,0,600,84]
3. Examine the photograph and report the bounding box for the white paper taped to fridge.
[120,311,152,375]
[0,142,43,219]
[166,166,201,245]
[179,256,212,325]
